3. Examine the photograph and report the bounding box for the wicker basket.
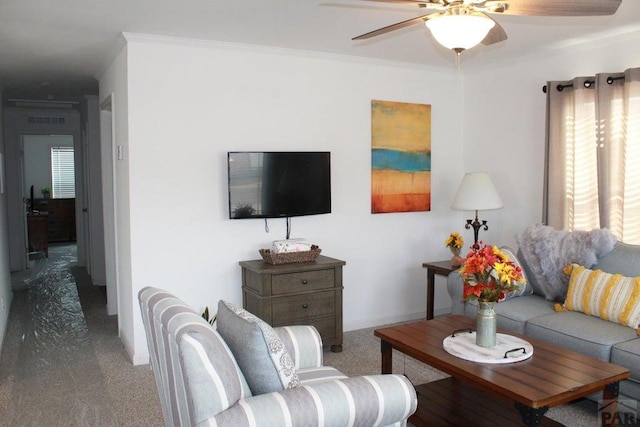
[259,245,321,265]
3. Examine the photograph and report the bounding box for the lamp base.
[465,210,488,249]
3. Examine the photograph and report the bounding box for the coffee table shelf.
[412,377,562,426]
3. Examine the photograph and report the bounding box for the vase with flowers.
[444,232,464,267]
[459,243,526,347]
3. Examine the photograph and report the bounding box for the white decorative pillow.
[500,246,533,300]
[558,264,640,333]
[216,300,299,395]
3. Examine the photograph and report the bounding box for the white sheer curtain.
[544,68,640,244]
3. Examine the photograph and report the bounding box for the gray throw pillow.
[216,300,299,395]
[500,246,533,300]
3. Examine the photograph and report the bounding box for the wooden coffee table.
[375,316,630,427]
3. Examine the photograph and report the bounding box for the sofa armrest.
[276,325,323,370]
[446,271,466,316]
[206,374,417,427]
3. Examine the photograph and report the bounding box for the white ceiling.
[2,0,640,100]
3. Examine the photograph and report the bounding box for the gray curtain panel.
[544,67,640,244]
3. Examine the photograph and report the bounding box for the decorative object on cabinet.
[444,231,464,267]
[371,99,431,214]
[240,255,345,352]
[259,245,321,265]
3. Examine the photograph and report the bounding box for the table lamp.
[451,172,503,249]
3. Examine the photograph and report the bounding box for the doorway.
[23,134,77,264]
[3,101,109,314]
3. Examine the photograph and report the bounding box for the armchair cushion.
[217,300,300,395]
[296,366,347,385]
[206,374,417,427]
[178,323,252,424]
[276,325,324,370]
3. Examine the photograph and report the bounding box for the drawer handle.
[301,279,308,285]
[302,303,309,309]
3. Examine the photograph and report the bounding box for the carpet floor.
[0,244,604,426]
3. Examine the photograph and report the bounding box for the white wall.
[83,95,107,287]
[101,29,640,365]
[99,43,135,359]
[0,81,13,354]
[108,34,467,363]
[462,29,640,249]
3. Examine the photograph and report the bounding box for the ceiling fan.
[352,0,623,55]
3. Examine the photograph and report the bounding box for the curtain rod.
[542,75,625,93]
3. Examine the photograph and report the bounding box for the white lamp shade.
[451,172,503,211]
[425,14,495,50]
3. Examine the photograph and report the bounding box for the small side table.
[421,260,458,320]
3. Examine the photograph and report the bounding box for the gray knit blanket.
[516,224,617,301]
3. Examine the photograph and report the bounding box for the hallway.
[0,245,163,426]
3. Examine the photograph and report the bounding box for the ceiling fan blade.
[481,16,508,45]
[352,13,434,40]
[498,0,622,16]
[358,0,443,7]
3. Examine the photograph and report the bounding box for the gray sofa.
[447,241,640,404]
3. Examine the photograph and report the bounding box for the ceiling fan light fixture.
[425,13,495,51]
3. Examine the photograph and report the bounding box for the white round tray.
[443,331,533,364]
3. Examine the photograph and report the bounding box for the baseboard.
[119,328,150,366]
[344,306,452,332]
[0,291,13,358]
[132,352,150,366]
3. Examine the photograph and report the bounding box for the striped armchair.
[139,287,417,427]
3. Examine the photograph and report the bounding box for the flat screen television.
[228,151,331,219]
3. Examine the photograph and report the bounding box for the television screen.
[228,151,331,219]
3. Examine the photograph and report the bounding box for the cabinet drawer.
[272,291,335,323]
[271,269,335,295]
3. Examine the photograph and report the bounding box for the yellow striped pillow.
[557,264,640,333]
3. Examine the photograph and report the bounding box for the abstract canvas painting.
[371,100,431,213]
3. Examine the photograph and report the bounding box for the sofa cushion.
[612,338,640,381]
[500,246,534,300]
[594,242,640,277]
[559,264,640,331]
[517,248,545,297]
[466,295,555,334]
[526,311,639,361]
[216,300,299,395]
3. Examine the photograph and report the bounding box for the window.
[544,68,640,244]
[50,146,75,198]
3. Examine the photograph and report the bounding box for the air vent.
[27,116,66,125]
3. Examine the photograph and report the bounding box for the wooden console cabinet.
[240,255,345,352]
[27,213,49,256]
[32,198,76,243]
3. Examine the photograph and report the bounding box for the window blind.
[51,146,75,198]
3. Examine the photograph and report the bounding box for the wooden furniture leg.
[601,381,620,427]
[381,340,392,374]
[426,269,435,320]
